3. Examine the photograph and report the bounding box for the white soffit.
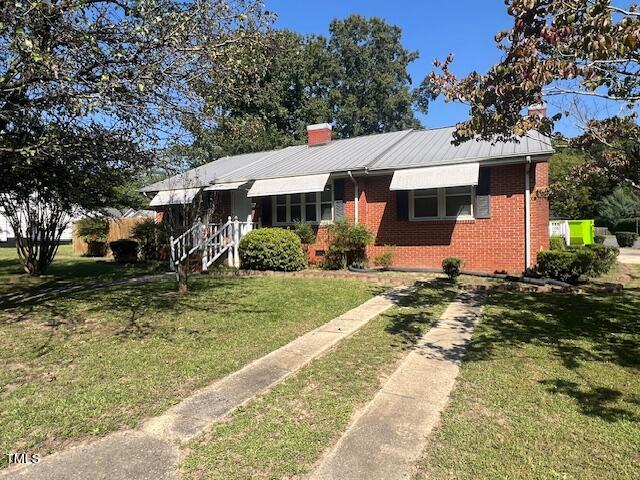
[247,173,331,198]
[203,181,247,191]
[389,163,480,191]
[149,188,201,207]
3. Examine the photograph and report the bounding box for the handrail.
[170,217,258,271]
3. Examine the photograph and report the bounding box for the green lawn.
[181,282,457,480]
[0,245,162,296]
[417,289,640,480]
[0,275,377,469]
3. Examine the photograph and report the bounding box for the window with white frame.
[272,183,333,225]
[410,186,474,220]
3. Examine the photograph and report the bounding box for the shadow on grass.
[540,379,640,422]
[383,281,459,351]
[463,290,640,422]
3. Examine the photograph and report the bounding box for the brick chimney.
[527,103,547,118]
[307,123,332,146]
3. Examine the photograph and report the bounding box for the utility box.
[568,219,595,245]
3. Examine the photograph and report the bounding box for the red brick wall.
[530,161,550,266]
[251,162,549,274]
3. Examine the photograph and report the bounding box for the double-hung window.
[272,183,333,225]
[410,186,474,220]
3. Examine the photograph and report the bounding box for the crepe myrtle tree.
[426,0,640,190]
[0,0,272,275]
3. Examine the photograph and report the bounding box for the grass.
[592,261,640,290]
[0,245,162,296]
[417,289,640,480]
[0,275,377,469]
[181,281,457,480]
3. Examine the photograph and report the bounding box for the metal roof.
[139,147,301,192]
[369,127,553,171]
[216,130,411,182]
[142,127,553,192]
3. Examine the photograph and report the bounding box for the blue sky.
[265,0,603,137]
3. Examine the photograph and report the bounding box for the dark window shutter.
[261,197,272,226]
[334,178,345,201]
[475,167,491,219]
[333,179,346,219]
[396,191,409,221]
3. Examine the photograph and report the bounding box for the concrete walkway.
[309,290,485,480]
[1,287,411,480]
[618,248,640,265]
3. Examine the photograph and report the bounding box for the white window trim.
[409,186,475,221]
[272,182,334,226]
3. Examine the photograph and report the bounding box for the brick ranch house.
[142,122,553,274]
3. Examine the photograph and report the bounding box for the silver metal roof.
[140,147,300,192]
[369,127,553,171]
[142,127,553,192]
[217,130,411,182]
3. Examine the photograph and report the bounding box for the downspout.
[347,171,359,224]
[524,156,532,272]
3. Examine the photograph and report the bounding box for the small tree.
[293,221,317,255]
[324,220,373,269]
[599,187,640,231]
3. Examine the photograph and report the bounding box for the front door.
[231,189,252,223]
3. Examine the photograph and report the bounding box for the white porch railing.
[169,216,257,271]
[549,220,570,246]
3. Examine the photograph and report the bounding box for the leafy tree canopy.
[1,0,272,274]
[188,14,428,161]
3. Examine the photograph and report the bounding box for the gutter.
[524,155,532,271]
[347,171,359,224]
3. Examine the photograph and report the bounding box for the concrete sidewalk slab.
[1,286,412,480]
[309,290,485,480]
[618,248,640,265]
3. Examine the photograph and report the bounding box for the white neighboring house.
[0,206,77,245]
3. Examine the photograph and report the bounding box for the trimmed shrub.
[537,250,591,284]
[442,257,463,280]
[587,244,619,275]
[594,235,605,244]
[109,239,139,263]
[616,231,639,247]
[549,235,566,250]
[239,228,306,271]
[373,245,395,269]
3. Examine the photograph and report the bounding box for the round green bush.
[442,256,463,280]
[239,228,307,271]
[616,231,639,248]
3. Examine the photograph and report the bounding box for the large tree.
[427,0,640,189]
[189,15,428,159]
[1,0,272,274]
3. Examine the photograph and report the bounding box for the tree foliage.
[427,0,640,143]
[599,186,640,228]
[1,0,272,274]
[189,15,427,159]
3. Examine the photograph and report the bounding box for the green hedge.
[239,228,307,271]
[109,239,139,263]
[616,231,639,248]
[549,236,566,250]
[537,244,618,284]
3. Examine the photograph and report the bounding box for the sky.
[264,0,616,138]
